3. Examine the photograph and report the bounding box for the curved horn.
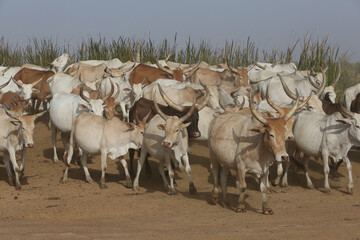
[103,81,115,101]
[315,69,326,97]
[136,44,141,63]
[0,78,11,90]
[182,61,201,74]
[157,84,184,111]
[153,50,173,76]
[278,73,297,100]
[119,62,136,73]
[307,70,320,89]
[179,98,196,123]
[265,85,284,114]
[113,82,121,99]
[249,92,268,125]
[165,49,172,62]
[12,78,23,87]
[271,59,283,68]
[282,89,300,122]
[331,61,341,87]
[226,61,238,74]
[79,85,91,103]
[297,91,312,110]
[230,87,241,98]
[338,93,354,118]
[31,76,44,87]
[196,81,210,111]
[153,89,169,120]
[250,59,266,70]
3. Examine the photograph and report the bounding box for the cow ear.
[79,104,88,110]
[126,122,135,130]
[123,88,131,92]
[157,124,165,130]
[249,126,267,133]
[32,88,40,93]
[10,120,21,126]
[181,122,191,128]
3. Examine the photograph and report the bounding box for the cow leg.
[129,148,135,176]
[343,157,353,194]
[220,166,230,207]
[322,152,331,193]
[100,150,108,189]
[3,153,14,186]
[281,159,290,188]
[119,156,132,188]
[61,132,69,160]
[9,148,21,190]
[133,147,148,192]
[235,163,247,213]
[80,153,94,184]
[181,154,196,194]
[120,102,128,122]
[210,155,220,204]
[273,162,283,186]
[260,170,273,215]
[303,157,314,189]
[158,158,170,192]
[166,158,177,195]
[51,124,59,163]
[330,159,343,181]
[19,149,26,178]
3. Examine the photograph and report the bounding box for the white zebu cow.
[0,76,43,100]
[49,87,113,163]
[208,93,299,214]
[287,104,359,194]
[22,53,70,73]
[47,73,81,96]
[133,92,197,194]
[62,112,148,189]
[344,83,360,110]
[0,108,45,189]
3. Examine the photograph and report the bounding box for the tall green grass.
[0,35,354,90]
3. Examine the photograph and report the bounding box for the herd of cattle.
[1,50,360,215]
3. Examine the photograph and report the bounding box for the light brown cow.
[0,91,30,116]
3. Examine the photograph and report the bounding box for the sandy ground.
[0,115,359,240]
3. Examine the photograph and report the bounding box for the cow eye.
[356,125,360,129]
[269,133,275,138]
[176,129,179,132]
[140,131,144,135]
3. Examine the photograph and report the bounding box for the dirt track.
[0,115,359,240]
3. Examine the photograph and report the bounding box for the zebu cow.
[0,108,46,189]
[128,84,209,175]
[50,85,116,163]
[345,83,360,110]
[208,93,299,214]
[129,52,200,85]
[0,91,30,116]
[287,104,359,194]
[133,91,197,194]
[62,112,149,189]
[47,73,81,96]
[0,76,43,101]
[22,53,70,73]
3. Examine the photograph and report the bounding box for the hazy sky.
[0,0,359,62]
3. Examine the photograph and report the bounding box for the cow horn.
[179,98,196,123]
[297,91,312,110]
[338,93,354,118]
[230,87,241,98]
[79,85,91,103]
[165,49,172,62]
[5,108,19,120]
[153,50,173,76]
[265,85,283,114]
[113,82,121,99]
[136,44,141,63]
[0,66,10,75]
[227,61,238,74]
[250,59,266,70]
[153,89,169,120]
[307,70,320,89]
[331,62,341,87]
[182,61,201,74]
[271,59,283,68]
[282,89,300,122]
[39,56,44,68]
[158,84,184,111]
[0,78,11,90]
[278,73,298,100]
[196,81,210,111]
[103,81,115,101]
[235,96,245,110]
[119,62,136,73]
[31,76,44,87]
[249,92,268,125]
[315,69,326,97]
[12,77,24,87]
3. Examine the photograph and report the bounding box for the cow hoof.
[168,188,177,195]
[15,185,22,191]
[221,202,230,209]
[53,159,59,164]
[61,178,68,184]
[235,207,246,213]
[85,178,95,184]
[280,182,288,188]
[347,187,354,195]
[307,184,314,190]
[125,180,133,188]
[100,183,108,189]
[266,188,273,194]
[324,188,331,194]
[262,208,274,215]
[210,196,219,205]
[189,183,197,194]
[133,185,140,192]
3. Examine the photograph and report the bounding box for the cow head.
[249,88,300,163]
[102,82,120,119]
[50,53,71,73]
[6,109,47,148]
[104,63,135,78]
[154,89,196,148]
[12,76,43,100]
[79,85,106,116]
[128,112,151,149]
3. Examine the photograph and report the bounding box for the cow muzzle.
[279,154,289,163]
[26,143,34,148]
[192,131,201,138]
[162,141,172,148]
